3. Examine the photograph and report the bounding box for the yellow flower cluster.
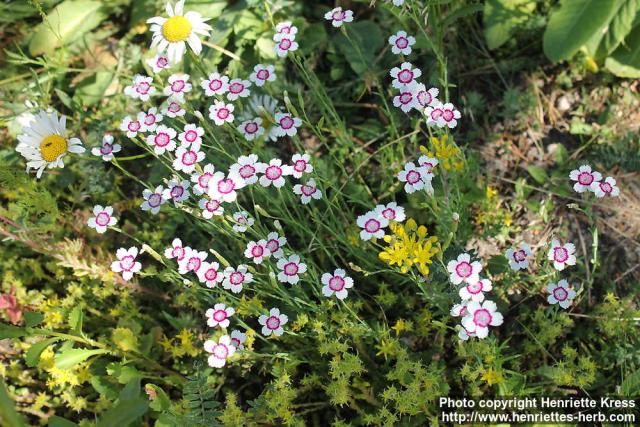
[420,134,463,171]
[160,328,200,358]
[378,219,439,276]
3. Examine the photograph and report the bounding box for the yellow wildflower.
[378,218,439,277]
[420,134,463,171]
[481,368,504,386]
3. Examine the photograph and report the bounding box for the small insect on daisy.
[569,164,602,193]
[277,254,307,284]
[397,162,432,194]
[374,202,406,223]
[205,303,234,328]
[425,101,461,129]
[459,278,492,303]
[141,186,166,215]
[259,308,288,337]
[191,163,216,195]
[265,231,287,258]
[390,62,421,89]
[273,33,299,58]
[178,247,207,275]
[16,110,85,178]
[162,179,190,205]
[147,54,171,73]
[388,30,416,55]
[414,84,440,109]
[293,178,322,204]
[147,125,177,155]
[244,240,271,264]
[124,74,156,101]
[447,253,483,285]
[208,171,246,203]
[548,239,576,271]
[271,113,302,139]
[232,211,254,233]
[226,78,252,101]
[199,197,223,219]
[164,238,186,261]
[209,101,235,125]
[230,330,246,349]
[173,141,205,173]
[204,335,235,368]
[162,100,186,118]
[197,261,224,288]
[237,118,265,141]
[111,247,142,281]
[321,269,354,300]
[258,158,293,188]
[393,84,420,113]
[163,73,192,101]
[290,153,313,178]
[147,0,212,63]
[460,300,503,339]
[223,265,253,293]
[140,107,163,132]
[91,134,121,161]
[546,279,577,309]
[505,243,532,271]
[590,176,620,198]
[200,72,229,97]
[324,7,354,27]
[87,205,117,234]
[250,64,276,87]
[120,115,143,138]
[357,210,389,241]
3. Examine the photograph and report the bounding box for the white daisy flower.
[141,185,166,215]
[548,239,576,271]
[414,84,440,109]
[425,101,461,129]
[229,154,261,185]
[178,247,207,274]
[461,300,503,339]
[140,107,163,132]
[164,238,186,261]
[147,54,171,73]
[459,278,492,303]
[147,0,212,63]
[199,197,223,219]
[569,165,602,193]
[237,118,265,141]
[163,73,192,101]
[265,232,287,258]
[505,243,532,271]
[223,265,253,293]
[417,155,439,173]
[546,279,577,309]
[200,72,229,97]
[120,115,143,138]
[230,330,246,349]
[259,308,288,337]
[397,161,432,194]
[293,178,322,204]
[146,125,177,154]
[161,100,185,118]
[393,83,420,113]
[374,202,406,223]
[204,335,235,368]
[390,62,421,89]
[357,210,389,241]
[15,110,85,178]
[111,247,142,281]
[450,301,469,317]
[241,94,281,122]
[232,210,254,233]
[275,22,298,37]
[162,179,190,205]
[324,7,354,27]
[257,158,292,188]
[124,74,156,101]
[290,153,313,178]
[226,78,251,101]
[91,134,121,161]
[209,101,235,125]
[590,176,620,198]
[447,253,483,285]
[249,64,276,87]
[277,254,306,284]
[244,240,271,264]
[271,113,302,139]
[208,171,246,203]
[191,163,215,195]
[197,261,223,287]
[87,205,117,233]
[205,303,234,328]
[173,141,205,173]
[178,123,204,146]
[388,30,416,55]
[321,269,354,300]
[273,34,299,58]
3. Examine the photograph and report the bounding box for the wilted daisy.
[357,211,389,241]
[390,62,421,89]
[277,254,307,284]
[120,115,143,138]
[324,7,353,27]
[229,154,262,185]
[140,107,163,132]
[393,84,420,112]
[199,197,223,218]
[16,110,85,178]
[569,165,601,193]
[290,153,313,178]
[265,232,287,258]
[178,123,204,146]
[374,202,406,223]
[271,113,302,139]
[147,125,177,155]
[232,211,254,233]
[548,239,576,271]
[178,247,207,274]
[461,300,503,339]
[591,176,620,198]
[273,33,299,58]
[397,162,432,194]
[162,100,186,118]
[204,335,235,368]
[124,74,156,101]
[226,78,251,101]
[293,178,322,204]
[147,0,212,63]
[205,303,234,328]
[164,238,186,261]
[275,21,298,36]
[197,261,224,288]
[237,118,265,141]
[249,64,276,87]
[258,158,292,188]
[388,30,416,55]
[162,179,190,205]
[209,101,235,125]
[321,269,354,300]
[141,186,166,215]
[91,134,121,161]
[546,279,577,309]
[425,101,461,129]
[459,278,492,303]
[505,243,532,271]
[230,330,246,349]
[200,72,229,97]
[111,247,142,281]
[87,205,117,233]
[191,163,216,195]
[447,253,482,285]
[417,155,439,173]
[414,84,440,109]
[173,141,205,173]
[223,265,253,293]
[147,54,171,73]
[163,73,192,101]
[208,171,246,203]
[259,308,288,337]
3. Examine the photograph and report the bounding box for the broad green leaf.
[543,0,618,62]
[585,0,640,60]
[526,165,549,184]
[67,306,83,334]
[0,379,27,427]
[24,311,44,327]
[620,368,640,396]
[484,0,536,49]
[26,337,60,368]
[112,327,139,352]
[75,71,115,107]
[47,416,79,427]
[335,21,384,74]
[29,0,108,56]
[0,324,28,339]
[146,384,171,412]
[96,397,149,427]
[605,24,640,77]
[54,348,109,370]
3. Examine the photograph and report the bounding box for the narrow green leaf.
[54,348,109,370]
[96,398,149,427]
[47,416,79,427]
[67,306,83,334]
[0,324,28,339]
[26,337,60,368]
[0,379,27,427]
[526,165,549,184]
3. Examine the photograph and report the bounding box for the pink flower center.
[266,239,280,253]
[473,309,492,327]
[328,276,345,291]
[251,245,264,257]
[181,151,197,165]
[577,171,593,185]
[229,82,244,94]
[265,165,283,180]
[209,79,222,91]
[513,250,526,262]
[155,133,170,147]
[95,212,110,226]
[136,82,150,94]
[395,36,408,49]
[128,121,141,132]
[417,91,431,107]
[157,57,168,67]
[217,179,235,194]
[398,69,414,83]
[148,193,162,207]
[198,173,212,188]
[244,122,258,134]
[442,109,454,121]
[213,310,227,322]
[600,182,612,193]
[332,10,346,21]
[364,218,380,233]
[553,247,568,263]
[279,38,292,50]
[100,143,113,155]
[279,116,294,129]
[301,185,316,196]
[239,164,256,178]
[187,257,201,272]
[231,337,241,347]
[283,262,299,276]
[399,92,413,104]
[467,282,482,294]
[266,316,280,330]
[205,269,218,281]
[430,109,443,120]
[256,69,269,80]
[168,102,181,113]
[381,208,395,220]
[553,287,568,301]
[171,80,185,92]
[294,160,307,172]
[406,170,421,184]
[455,261,472,278]
[120,255,135,271]
[184,130,198,142]
[212,343,228,359]
[172,247,185,260]
[170,186,184,198]
[217,108,230,119]
[230,272,244,285]
[144,114,156,125]
[206,200,220,212]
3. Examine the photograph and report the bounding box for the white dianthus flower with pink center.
[164,238,186,262]
[197,261,224,288]
[417,155,439,173]
[205,303,234,328]
[277,254,307,284]
[91,134,121,162]
[293,178,322,204]
[199,197,223,219]
[258,158,292,188]
[237,118,265,141]
[356,210,389,241]
[569,165,602,193]
[324,7,354,27]
[390,62,421,89]
[191,163,215,195]
[393,83,420,112]
[547,239,576,271]
[141,186,166,215]
[546,279,576,309]
[244,240,271,264]
[173,141,205,173]
[271,113,302,139]
[146,125,177,154]
[230,330,246,349]
[265,231,287,258]
[232,210,254,233]
[450,301,469,317]
[223,265,253,293]
[87,205,117,234]
[273,33,299,58]
[447,253,482,285]
[461,300,503,339]
[250,64,276,87]
[162,100,185,118]
[140,107,163,132]
[120,115,143,138]
[208,101,234,125]
[505,243,532,271]
[162,179,190,205]
[204,335,235,368]
[275,22,297,36]
[259,307,288,336]
[178,247,207,275]
[290,153,313,178]
[397,161,433,194]
[425,101,461,128]
[374,202,406,223]
[207,171,246,203]
[163,73,192,101]
[124,74,155,101]
[178,123,204,146]
[321,269,354,300]
[414,84,440,109]
[229,154,262,185]
[459,278,492,303]
[147,54,171,73]
[111,247,142,281]
[388,30,416,55]
[226,78,251,101]
[590,176,619,198]
[200,72,229,97]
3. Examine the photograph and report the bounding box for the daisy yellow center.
[40,134,68,162]
[162,16,192,42]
